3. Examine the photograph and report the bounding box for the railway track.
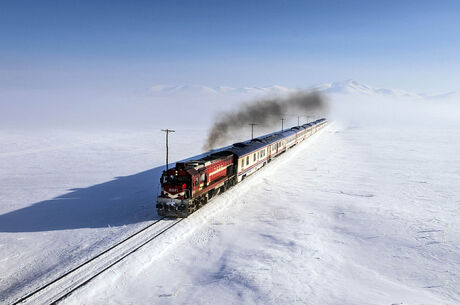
[12,217,183,305]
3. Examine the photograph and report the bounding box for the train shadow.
[0,150,217,233]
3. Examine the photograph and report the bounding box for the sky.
[1,0,460,128]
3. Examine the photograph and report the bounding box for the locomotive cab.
[157,167,194,217]
[160,169,192,199]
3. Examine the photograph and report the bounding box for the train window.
[246,156,249,165]
[195,177,199,186]
[241,159,244,168]
[200,173,205,182]
[253,153,256,161]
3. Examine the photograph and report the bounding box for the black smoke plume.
[204,91,327,150]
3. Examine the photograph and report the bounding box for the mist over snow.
[1,79,457,132]
[145,80,460,149]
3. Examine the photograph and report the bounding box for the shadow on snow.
[0,150,215,233]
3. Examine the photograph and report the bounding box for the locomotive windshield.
[162,173,189,184]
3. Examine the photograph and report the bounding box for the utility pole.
[161,129,175,171]
[248,123,257,140]
[297,116,300,127]
[281,118,285,132]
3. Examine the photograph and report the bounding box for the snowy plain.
[1,83,459,304]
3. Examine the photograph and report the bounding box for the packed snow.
[1,84,459,304]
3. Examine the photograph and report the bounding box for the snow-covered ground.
[58,117,459,305]
[0,128,206,303]
[1,87,459,304]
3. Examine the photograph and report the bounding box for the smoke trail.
[203,91,327,150]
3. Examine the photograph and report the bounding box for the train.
[156,118,328,217]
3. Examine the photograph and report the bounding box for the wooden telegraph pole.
[281,118,285,132]
[248,123,257,140]
[161,129,175,171]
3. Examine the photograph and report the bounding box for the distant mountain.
[149,84,296,96]
[150,80,457,100]
[312,79,457,100]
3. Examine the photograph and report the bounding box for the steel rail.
[52,218,184,304]
[12,216,171,305]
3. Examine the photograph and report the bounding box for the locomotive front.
[157,166,193,217]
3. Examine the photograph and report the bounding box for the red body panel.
[190,155,233,197]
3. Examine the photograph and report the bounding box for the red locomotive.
[157,152,237,217]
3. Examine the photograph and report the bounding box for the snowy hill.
[150,80,457,100]
[150,84,296,96]
[313,79,457,100]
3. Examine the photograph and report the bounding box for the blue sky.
[2,1,460,90]
[1,0,460,128]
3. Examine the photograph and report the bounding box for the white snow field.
[59,113,459,305]
[1,87,459,304]
[0,129,206,304]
